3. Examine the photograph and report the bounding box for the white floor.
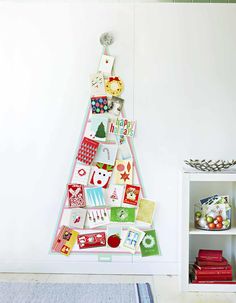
[0,273,235,303]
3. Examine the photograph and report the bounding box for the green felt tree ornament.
[95,122,106,138]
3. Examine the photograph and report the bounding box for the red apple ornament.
[108,234,121,248]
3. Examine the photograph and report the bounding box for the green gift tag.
[110,207,135,223]
[140,230,160,257]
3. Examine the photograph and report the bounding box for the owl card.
[89,162,114,189]
[52,225,78,256]
[67,184,86,208]
[98,55,115,76]
[69,208,87,229]
[90,72,106,97]
[121,227,145,254]
[71,162,91,185]
[90,115,108,142]
[136,199,156,225]
[94,142,118,165]
[106,184,124,207]
[114,160,133,185]
[77,137,99,165]
[123,184,141,207]
[91,96,109,114]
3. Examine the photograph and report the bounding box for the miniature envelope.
[52,225,78,256]
[123,184,141,207]
[89,162,114,189]
[90,115,108,142]
[121,227,145,254]
[67,184,86,208]
[140,230,160,257]
[72,162,91,185]
[94,143,118,166]
[85,208,110,228]
[98,55,115,75]
[136,199,156,225]
[114,160,133,185]
[91,96,109,114]
[110,207,135,223]
[90,72,106,97]
[77,137,99,165]
[106,184,124,207]
[78,232,106,249]
[69,208,87,229]
[85,187,105,207]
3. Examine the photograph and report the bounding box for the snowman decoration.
[90,162,114,189]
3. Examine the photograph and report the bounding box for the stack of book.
[191,249,233,284]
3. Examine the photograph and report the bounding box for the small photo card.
[90,72,106,97]
[91,96,109,114]
[110,207,135,223]
[69,208,87,229]
[77,137,99,166]
[109,118,135,137]
[90,162,114,189]
[108,96,124,118]
[85,187,105,207]
[106,184,124,207]
[123,184,141,207]
[140,230,160,257]
[136,199,156,225]
[78,232,106,249]
[85,208,110,228]
[122,227,145,254]
[98,55,115,75]
[71,162,91,185]
[67,184,86,208]
[114,160,133,185]
[52,225,78,256]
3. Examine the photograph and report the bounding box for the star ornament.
[120,171,130,182]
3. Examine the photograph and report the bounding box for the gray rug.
[0,282,154,303]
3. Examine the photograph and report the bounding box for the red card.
[77,232,106,249]
[123,184,141,206]
[77,137,99,165]
[67,184,86,208]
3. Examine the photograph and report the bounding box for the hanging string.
[132,4,136,121]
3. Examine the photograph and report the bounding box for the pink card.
[68,184,86,208]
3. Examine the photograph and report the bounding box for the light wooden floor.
[0,273,235,303]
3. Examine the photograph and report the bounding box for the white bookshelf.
[180,172,236,292]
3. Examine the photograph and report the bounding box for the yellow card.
[136,199,156,225]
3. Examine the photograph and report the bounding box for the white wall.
[0,2,236,274]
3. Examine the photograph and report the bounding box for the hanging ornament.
[105,76,124,97]
[100,32,114,47]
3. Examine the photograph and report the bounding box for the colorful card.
[123,184,141,207]
[67,184,86,208]
[91,96,109,114]
[116,135,132,160]
[122,227,145,254]
[90,162,114,189]
[90,115,108,142]
[85,208,110,228]
[72,162,91,185]
[106,184,124,207]
[94,143,118,165]
[140,230,160,257]
[114,160,133,185]
[107,226,122,248]
[105,77,124,97]
[78,232,106,249]
[110,207,135,223]
[69,208,87,229]
[109,118,135,137]
[85,187,105,207]
[136,199,156,225]
[108,97,124,117]
[90,72,106,97]
[98,55,114,75]
[52,225,78,256]
[77,137,99,165]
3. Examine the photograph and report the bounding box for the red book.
[194,274,232,281]
[192,280,236,284]
[196,257,228,267]
[193,265,232,276]
[198,249,223,262]
[194,263,230,271]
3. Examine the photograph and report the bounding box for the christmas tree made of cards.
[51,33,160,257]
